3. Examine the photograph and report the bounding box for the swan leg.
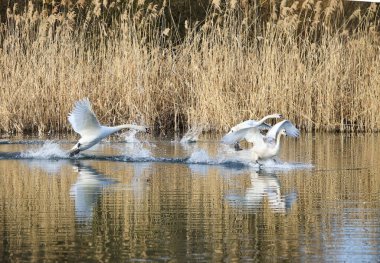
[234,142,243,151]
[256,160,263,169]
[69,148,80,157]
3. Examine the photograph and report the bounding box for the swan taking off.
[68,98,149,156]
[222,118,299,162]
[221,113,283,149]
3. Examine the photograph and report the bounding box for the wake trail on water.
[185,149,313,171]
[0,137,314,171]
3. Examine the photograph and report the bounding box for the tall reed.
[0,0,379,134]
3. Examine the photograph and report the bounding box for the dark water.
[0,134,379,262]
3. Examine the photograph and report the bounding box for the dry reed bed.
[0,0,380,134]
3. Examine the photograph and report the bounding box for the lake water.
[0,133,379,262]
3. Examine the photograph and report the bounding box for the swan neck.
[102,124,145,136]
[258,114,275,125]
[275,132,283,149]
[115,124,132,130]
[114,124,145,131]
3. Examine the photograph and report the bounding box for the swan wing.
[221,123,266,145]
[244,128,265,144]
[266,120,300,140]
[68,98,101,137]
[230,119,271,132]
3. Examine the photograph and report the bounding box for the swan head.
[271,113,283,119]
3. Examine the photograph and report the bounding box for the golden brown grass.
[0,0,380,134]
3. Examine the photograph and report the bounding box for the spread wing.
[230,119,271,133]
[221,121,269,145]
[68,98,101,137]
[265,120,300,140]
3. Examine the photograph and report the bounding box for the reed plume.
[0,1,379,134]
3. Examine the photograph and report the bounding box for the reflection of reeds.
[0,1,380,134]
[0,134,379,260]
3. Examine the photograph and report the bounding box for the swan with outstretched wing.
[222,117,299,162]
[221,113,282,150]
[247,120,299,161]
[68,98,149,156]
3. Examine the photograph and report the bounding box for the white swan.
[68,98,149,156]
[245,120,299,162]
[221,113,283,149]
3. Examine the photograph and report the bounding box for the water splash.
[20,141,68,159]
[180,126,203,143]
[186,149,256,168]
[187,149,212,163]
[121,129,141,143]
[119,130,153,159]
[185,148,313,171]
[4,139,314,172]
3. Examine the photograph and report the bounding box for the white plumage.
[68,98,149,156]
[221,113,282,145]
[68,99,101,137]
[249,120,299,161]
[222,116,299,162]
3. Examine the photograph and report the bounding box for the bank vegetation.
[0,0,379,134]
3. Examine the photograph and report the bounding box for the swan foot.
[256,160,263,169]
[69,148,80,157]
[234,143,243,151]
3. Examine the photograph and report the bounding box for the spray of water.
[20,141,68,159]
[187,149,213,164]
[186,146,313,171]
[180,126,203,144]
[13,137,313,172]
[119,130,153,159]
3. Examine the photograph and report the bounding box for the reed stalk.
[0,0,379,134]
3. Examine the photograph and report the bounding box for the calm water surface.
[0,134,379,262]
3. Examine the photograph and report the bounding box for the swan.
[221,113,283,150]
[68,98,149,156]
[245,120,299,162]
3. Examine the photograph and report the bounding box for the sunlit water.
[0,133,379,262]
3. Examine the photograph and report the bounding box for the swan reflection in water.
[69,161,152,222]
[227,171,297,213]
[70,161,117,221]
